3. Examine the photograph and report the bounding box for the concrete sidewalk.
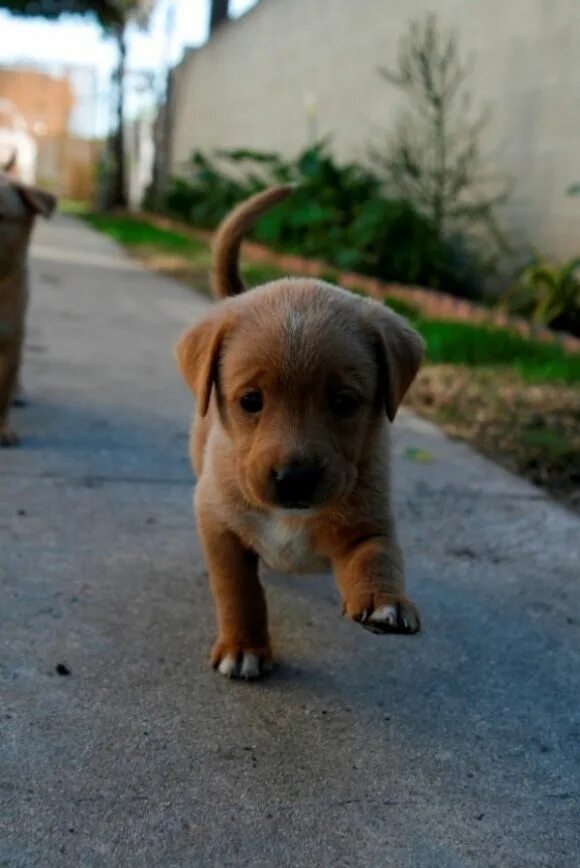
[1,216,579,868]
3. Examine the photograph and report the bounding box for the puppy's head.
[0,174,56,273]
[176,281,423,513]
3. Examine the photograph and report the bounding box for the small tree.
[373,14,509,256]
[2,0,155,208]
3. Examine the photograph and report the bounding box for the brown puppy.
[175,186,424,679]
[0,161,56,445]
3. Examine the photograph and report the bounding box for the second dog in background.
[0,154,57,446]
[176,185,424,680]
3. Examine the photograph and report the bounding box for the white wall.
[168,0,580,260]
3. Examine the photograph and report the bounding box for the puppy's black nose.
[272,460,324,508]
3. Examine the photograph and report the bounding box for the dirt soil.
[407,365,580,512]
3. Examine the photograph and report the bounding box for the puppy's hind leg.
[332,529,421,635]
[197,502,272,680]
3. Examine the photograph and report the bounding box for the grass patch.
[320,269,340,284]
[59,199,91,215]
[347,288,422,323]
[380,299,580,385]
[241,262,291,286]
[384,296,421,322]
[416,319,580,385]
[81,212,288,296]
[84,213,206,255]
[82,212,215,294]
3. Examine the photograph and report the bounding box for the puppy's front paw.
[0,427,20,447]
[210,641,273,680]
[343,594,421,635]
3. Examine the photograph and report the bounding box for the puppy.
[175,186,424,679]
[0,160,56,445]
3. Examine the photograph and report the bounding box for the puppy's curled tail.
[211,184,295,299]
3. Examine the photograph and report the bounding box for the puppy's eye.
[330,391,360,418]
[239,390,263,413]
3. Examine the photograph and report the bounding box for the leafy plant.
[502,258,580,336]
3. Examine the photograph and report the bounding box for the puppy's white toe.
[369,605,398,627]
[357,599,421,635]
[216,652,268,680]
[218,655,239,678]
[240,653,261,680]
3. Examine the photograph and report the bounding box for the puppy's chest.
[251,514,327,574]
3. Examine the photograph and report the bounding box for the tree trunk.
[209,0,229,34]
[109,22,128,209]
[149,71,173,210]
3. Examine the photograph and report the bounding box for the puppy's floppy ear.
[16,183,57,218]
[174,312,231,416]
[371,303,424,422]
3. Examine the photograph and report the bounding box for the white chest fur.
[253,513,327,574]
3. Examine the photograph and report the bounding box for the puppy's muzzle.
[271,459,324,509]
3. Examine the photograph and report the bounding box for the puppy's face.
[177,281,423,512]
[0,176,56,275]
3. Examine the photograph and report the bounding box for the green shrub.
[502,258,580,337]
[164,143,478,294]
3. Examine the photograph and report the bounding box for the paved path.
[1,216,579,868]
